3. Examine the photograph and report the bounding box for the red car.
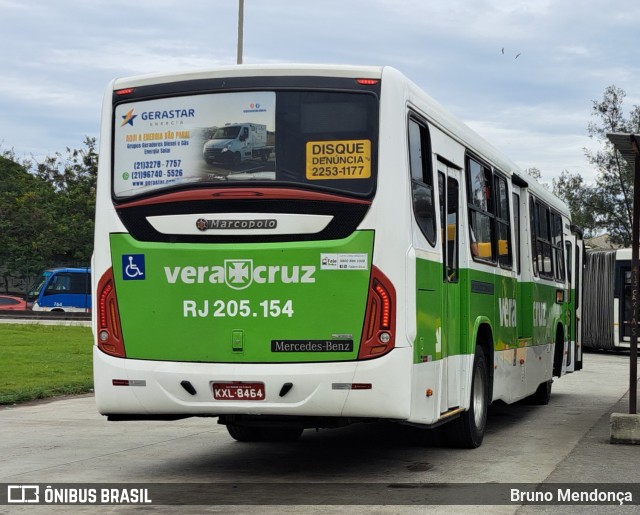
[0,295,28,310]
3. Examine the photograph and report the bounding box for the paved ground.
[0,350,638,514]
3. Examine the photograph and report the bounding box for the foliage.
[0,156,57,291]
[524,167,551,191]
[524,167,542,181]
[549,86,640,245]
[0,324,93,405]
[551,171,597,238]
[583,86,640,246]
[34,137,98,264]
[0,138,96,293]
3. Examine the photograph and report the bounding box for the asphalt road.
[1,350,638,514]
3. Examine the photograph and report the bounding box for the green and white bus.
[93,65,583,448]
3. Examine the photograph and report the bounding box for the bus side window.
[447,177,459,281]
[530,197,538,275]
[551,212,565,281]
[565,241,572,301]
[531,198,553,278]
[69,273,89,294]
[467,157,494,261]
[438,171,459,282]
[512,192,521,274]
[495,174,512,268]
[45,273,71,294]
[439,171,446,278]
[408,116,436,245]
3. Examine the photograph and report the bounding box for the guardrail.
[0,310,91,321]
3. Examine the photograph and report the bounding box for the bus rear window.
[112,90,378,199]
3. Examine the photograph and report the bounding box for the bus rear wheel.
[524,379,552,405]
[444,346,489,449]
[226,424,303,442]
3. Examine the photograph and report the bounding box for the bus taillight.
[97,268,126,358]
[356,78,379,85]
[359,266,396,359]
[374,282,391,329]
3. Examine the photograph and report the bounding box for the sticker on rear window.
[306,140,371,180]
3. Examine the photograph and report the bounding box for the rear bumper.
[93,346,412,420]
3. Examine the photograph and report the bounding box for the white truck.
[203,123,273,166]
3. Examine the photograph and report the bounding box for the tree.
[524,167,550,190]
[524,167,542,181]
[0,138,97,293]
[548,86,640,243]
[551,170,597,238]
[34,137,97,264]
[0,156,58,292]
[584,85,640,246]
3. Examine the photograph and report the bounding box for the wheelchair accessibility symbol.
[122,254,145,280]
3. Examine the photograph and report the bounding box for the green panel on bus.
[414,257,564,365]
[414,258,445,363]
[109,231,374,362]
[518,281,564,345]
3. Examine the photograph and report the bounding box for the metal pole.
[237,0,244,64]
[631,134,639,414]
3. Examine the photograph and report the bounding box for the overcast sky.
[1,0,639,183]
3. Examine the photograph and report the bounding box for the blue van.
[29,267,91,313]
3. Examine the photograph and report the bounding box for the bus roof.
[616,248,632,260]
[111,64,385,90]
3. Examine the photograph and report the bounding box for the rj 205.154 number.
[183,299,294,318]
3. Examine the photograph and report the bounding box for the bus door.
[511,185,523,344]
[564,226,584,372]
[438,161,462,411]
[617,260,632,344]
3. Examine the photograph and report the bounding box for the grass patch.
[0,324,93,405]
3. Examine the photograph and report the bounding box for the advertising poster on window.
[113,92,276,197]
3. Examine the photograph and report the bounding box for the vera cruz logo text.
[164,259,316,290]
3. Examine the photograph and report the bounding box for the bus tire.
[444,346,489,449]
[524,379,552,405]
[552,327,564,377]
[226,424,261,442]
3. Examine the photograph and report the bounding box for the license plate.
[212,382,265,401]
